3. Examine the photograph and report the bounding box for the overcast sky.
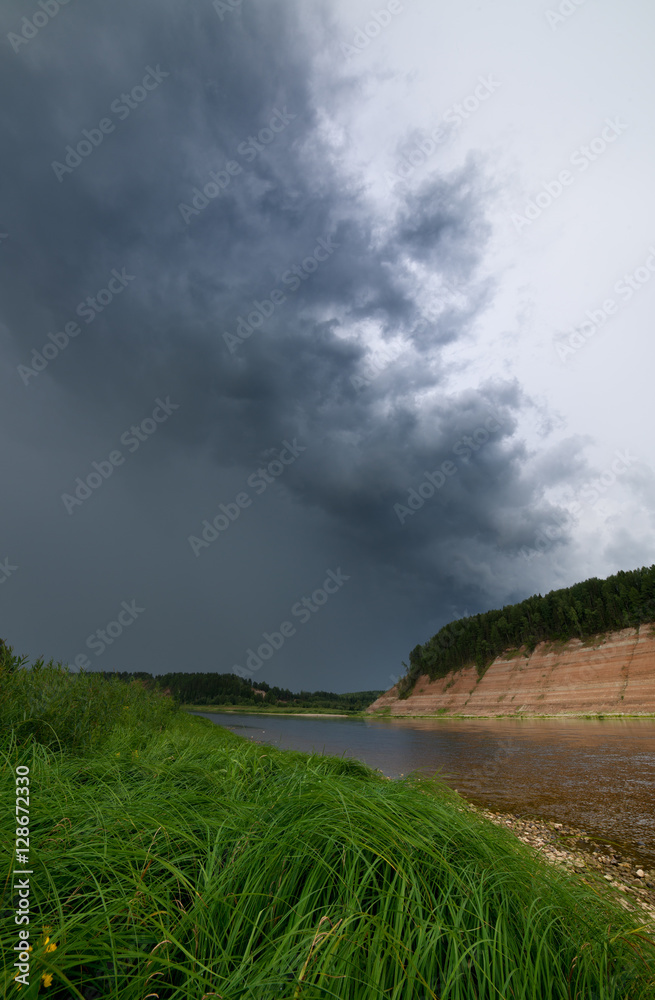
[1,0,654,692]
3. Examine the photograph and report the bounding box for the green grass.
[1,653,654,998]
[499,649,522,661]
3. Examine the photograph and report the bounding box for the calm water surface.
[194,711,655,868]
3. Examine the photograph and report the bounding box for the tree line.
[397,564,655,698]
[101,670,383,711]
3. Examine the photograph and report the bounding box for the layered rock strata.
[368,626,655,716]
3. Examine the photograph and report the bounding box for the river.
[192,711,655,868]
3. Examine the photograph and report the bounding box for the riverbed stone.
[460,800,655,932]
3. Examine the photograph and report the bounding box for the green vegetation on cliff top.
[398,563,655,698]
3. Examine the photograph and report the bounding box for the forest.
[101,669,382,711]
[397,563,655,698]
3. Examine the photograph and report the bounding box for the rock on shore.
[462,801,655,928]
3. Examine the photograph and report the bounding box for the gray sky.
[1,0,654,692]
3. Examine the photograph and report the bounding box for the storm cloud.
[1,0,653,690]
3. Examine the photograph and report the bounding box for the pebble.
[459,801,655,930]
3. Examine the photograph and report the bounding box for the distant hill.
[101,670,383,712]
[396,564,655,699]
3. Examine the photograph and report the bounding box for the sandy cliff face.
[368,626,655,716]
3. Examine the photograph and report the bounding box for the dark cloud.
[0,0,594,689]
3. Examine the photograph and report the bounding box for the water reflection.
[194,712,655,867]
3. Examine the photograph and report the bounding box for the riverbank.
[2,658,655,997]
[369,626,655,717]
[188,703,655,720]
[191,707,655,881]
[183,703,351,716]
[369,709,655,719]
[460,801,655,927]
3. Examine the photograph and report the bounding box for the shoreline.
[184,706,350,717]
[6,652,655,992]
[456,797,655,927]
[186,705,655,719]
[182,708,655,908]
[366,710,655,719]
[188,707,655,883]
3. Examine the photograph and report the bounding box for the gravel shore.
[463,801,655,927]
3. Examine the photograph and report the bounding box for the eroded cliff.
[368,626,655,716]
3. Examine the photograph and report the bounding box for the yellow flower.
[45,940,57,953]
[41,972,53,987]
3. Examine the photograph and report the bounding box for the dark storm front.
[232,569,351,680]
[187,438,306,558]
[61,398,180,515]
[198,712,655,867]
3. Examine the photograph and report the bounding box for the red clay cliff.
[367,626,655,717]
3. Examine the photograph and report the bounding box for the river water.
[194,711,655,868]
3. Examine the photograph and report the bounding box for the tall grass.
[1,653,654,998]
